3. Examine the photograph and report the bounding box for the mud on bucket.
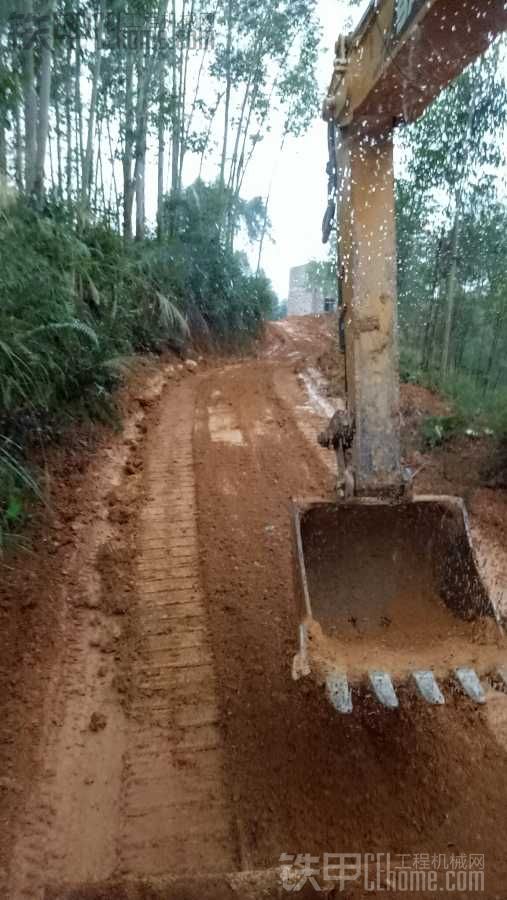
[291,497,505,712]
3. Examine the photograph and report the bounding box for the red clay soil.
[0,357,173,895]
[0,419,114,892]
[193,350,507,896]
[0,317,507,900]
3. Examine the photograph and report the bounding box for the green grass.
[0,188,276,549]
[400,346,507,449]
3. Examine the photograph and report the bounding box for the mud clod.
[88,713,107,733]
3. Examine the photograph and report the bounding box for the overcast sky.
[239,0,365,301]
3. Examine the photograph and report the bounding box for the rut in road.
[7,375,237,899]
[120,380,237,877]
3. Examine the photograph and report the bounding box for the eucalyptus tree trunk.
[256,193,270,276]
[256,131,287,274]
[236,76,277,203]
[65,76,72,199]
[197,91,223,178]
[65,0,73,200]
[422,229,444,371]
[226,73,251,195]
[170,0,180,199]
[440,87,476,379]
[175,0,194,190]
[48,122,55,191]
[23,0,37,193]
[219,0,233,187]
[484,306,504,390]
[0,114,6,178]
[135,143,146,240]
[75,30,84,192]
[227,12,269,197]
[81,0,106,212]
[93,117,104,212]
[134,54,147,241]
[224,20,267,247]
[33,0,55,200]
[55,90,63,199]
[106,114,120,230]
[74,111,81,194]
[123,43,135,239]
[440,194,463,379]
[224,74,253,247]
[14,104,23,189]
[0,19,7,178]
[230,76,259,197]
[156,53,166,238]
[133,0,169,240]
[180,0,214,185]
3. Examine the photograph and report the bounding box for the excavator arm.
[322,0,507,496]
[292,0,507,715]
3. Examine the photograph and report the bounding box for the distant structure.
[287,264,335,317]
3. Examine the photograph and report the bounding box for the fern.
[24,319,100,347]
[0,439,41,553]
[0,192,275,543]
[154,292,189,336]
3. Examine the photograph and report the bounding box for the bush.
[486,388,507,438]
[399,347,425,385]
[159,181,275,346]
[400,345,507,443]
[420,414,465,449]
[0,187,276,545]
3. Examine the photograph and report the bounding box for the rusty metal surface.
[327,0,507,135]
[337,131,402,494]
[291,496,505,712]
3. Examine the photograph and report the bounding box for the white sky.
[239,0,363,300]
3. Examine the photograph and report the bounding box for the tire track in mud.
[7,398,144,899]
[7,368,237,897]
[119,381,237,878]
[193,356,507,895]
[194,360,338,867]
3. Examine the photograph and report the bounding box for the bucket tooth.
[369,671,399,709]
[412,670,445,705]
[326,672,353,714]
[455,667,486,704]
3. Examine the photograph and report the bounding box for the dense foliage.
[0,0,318,544]
[397,40,507,437]
[0,183,274,421]
[0,183,276,541]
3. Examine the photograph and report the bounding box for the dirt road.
[1,316,507,899]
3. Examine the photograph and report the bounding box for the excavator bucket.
[311,0,507,717]
[292,496,506,713]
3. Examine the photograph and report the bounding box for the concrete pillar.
[337,127,402,495]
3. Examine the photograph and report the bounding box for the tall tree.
[81,0,106,212]
[23,0,37,193]
[400,40,507,379]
